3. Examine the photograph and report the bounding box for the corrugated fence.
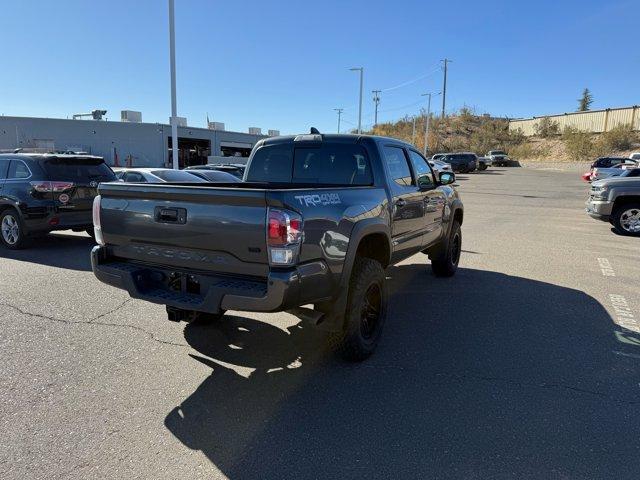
[508,106,640,136]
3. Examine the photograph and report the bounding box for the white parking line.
[609,294,639,333]
[597,258,616,277]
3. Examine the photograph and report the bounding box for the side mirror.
[439,171,455,185]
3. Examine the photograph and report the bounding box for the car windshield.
[41,157,116,182]
[490,151,506,155]
[621,168,640,177]
[150,170,207,182]
[186,170,241,182]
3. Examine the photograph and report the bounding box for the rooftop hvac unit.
[208,122,225,131]
[121,110,142,123]
[248,127,262,135]
[170,116,187,127]
[268,129,280,137]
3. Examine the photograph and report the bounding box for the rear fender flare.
[321,219,391,330]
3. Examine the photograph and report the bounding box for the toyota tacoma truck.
[91,133,464,360]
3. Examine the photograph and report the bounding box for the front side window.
[8,160,31,179]
[407,151,435,189]
[382,146,413,187]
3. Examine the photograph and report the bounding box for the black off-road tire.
[431,221,462,277]
[478,163,487,171]
[330,257,387,362]
[611,203,640,237]
[0,209,27,250]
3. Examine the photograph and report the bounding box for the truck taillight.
[30,181,75,193]
[92,195,105,246]
[267,208,302,265]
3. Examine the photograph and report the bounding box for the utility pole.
[168,0,179,169]
[350,67,364,133]
[441,59,451,118]
[334,108,344,133]
[372,90,381,127]
[411,116,416,144]
[422,92,442,156]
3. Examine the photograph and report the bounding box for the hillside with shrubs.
[367,107,639,164]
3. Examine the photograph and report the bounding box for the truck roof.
[256,133,414,150]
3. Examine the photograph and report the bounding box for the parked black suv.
[440,153,477,173]
[0,153,115,249]
[591,157,633,169]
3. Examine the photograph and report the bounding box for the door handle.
[395,198,407,207]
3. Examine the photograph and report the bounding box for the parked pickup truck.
[486,150,510,167]
[586,173,640,236]
[91,133,464,360]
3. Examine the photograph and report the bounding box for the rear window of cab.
[245,143,373,185]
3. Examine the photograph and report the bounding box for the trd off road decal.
[294,193,341,207]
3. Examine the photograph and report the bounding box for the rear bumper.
[91,246,332,314]
[585,198,613,221]
[24,206,92,234]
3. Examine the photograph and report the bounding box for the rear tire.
[0,209,27,250]
[431,221,462,277]
[612,203,640,237]
[478,164,487,171]
[331,257,387,362]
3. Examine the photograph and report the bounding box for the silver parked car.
[113,168,207,183]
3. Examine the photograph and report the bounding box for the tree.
[578,88,593,111]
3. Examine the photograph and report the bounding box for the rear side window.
[293,144,372,185]
[8,160,31,179]
[42,157,116,182]
[382,146,412,187]
[245,146,293,183]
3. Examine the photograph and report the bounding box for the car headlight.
[591,186,608,199]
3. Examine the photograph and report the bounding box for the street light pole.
[334,108,344,133]
[350,67,364,133]
[169,0,179,169]
[422,92,442,156]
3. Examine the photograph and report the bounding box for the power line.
[381,65,441,92]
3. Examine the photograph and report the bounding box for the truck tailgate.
[98,183,269,278]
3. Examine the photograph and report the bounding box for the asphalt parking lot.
[1,167,639,479]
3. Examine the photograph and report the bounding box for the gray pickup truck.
[91,133,464,360]
[586,169,640,236]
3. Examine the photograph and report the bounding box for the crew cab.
[0,153,115,249]
[91,133,464,360]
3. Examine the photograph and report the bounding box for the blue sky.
[0,0,638,134]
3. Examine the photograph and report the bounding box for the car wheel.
[478,164,487,171]
[331,257,387,361]
[431,221,462,277]
[0,209,27,249]
[612,204,640,237]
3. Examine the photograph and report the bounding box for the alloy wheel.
[620,208,640,233]
[1,214,20,245]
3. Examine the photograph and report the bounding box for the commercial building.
[0,113,279,167]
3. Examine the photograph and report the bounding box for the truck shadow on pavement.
[0,232,94,271]
[165,265,640,479]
